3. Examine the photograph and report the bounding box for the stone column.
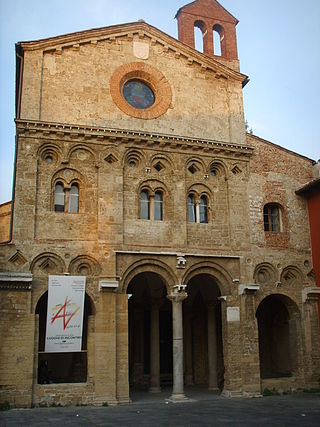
[132,309,144,387]
[207,303,218,391]
[196,202,200,224]
[168,288,188,401]
[184,313,194,385]
[149,302,161,393]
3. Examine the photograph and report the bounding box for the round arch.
[182,261,233,296]
[120,258,178,294]
[67,144,97,164]
[30,252,66,275]
[255,292,301,319]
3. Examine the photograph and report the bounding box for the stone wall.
[0,287,34,407]
[0,202,11,242]
[19,28,246,145]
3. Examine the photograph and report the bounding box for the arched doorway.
[35,291,94,383]
[183,274,224,390]
[256,295,299,379]
[127,272,172,391]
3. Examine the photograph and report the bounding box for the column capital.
[167,286,188,303]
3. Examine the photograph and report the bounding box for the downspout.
[0,50,23,245]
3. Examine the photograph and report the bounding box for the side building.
[0,0,319,408]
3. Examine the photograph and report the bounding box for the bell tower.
[175,0,239,66]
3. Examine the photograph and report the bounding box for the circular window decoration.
[110,62,172,119]
[123,80,155,110]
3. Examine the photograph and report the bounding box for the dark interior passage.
[256,295,296,379]
[184,274,224,390]
[127,272,172,389]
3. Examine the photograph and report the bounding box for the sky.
[0,0,319,204]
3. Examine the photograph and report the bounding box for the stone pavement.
[0,389,320,426]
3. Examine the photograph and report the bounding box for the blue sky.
[0,0,319,203]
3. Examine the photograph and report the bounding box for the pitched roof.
[296,178,320,197]
[16,21,247,85]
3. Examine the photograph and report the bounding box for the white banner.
[45,275,86,353]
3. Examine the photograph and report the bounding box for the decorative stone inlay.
[176,255,186,269]
[110,62,172,119]
[133,41,150,59]
[227,306,240,322]
[8,251,27,268]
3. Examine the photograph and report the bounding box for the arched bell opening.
[35,291,94,384]
[127,272,172,392]
[183,274,224,391]
[194,20,206,53]
[256,294,300,379]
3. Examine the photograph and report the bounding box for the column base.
[167,393,189,402]
[208,386,220,392]
[221,389,243,398]
[149,386,162,393]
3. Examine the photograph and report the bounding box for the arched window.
[54,182,65,212]
[194,23,204,53]
[188,193,209,223]
[68,183,79,213]
[154,191,163,221]
[213,24,223,56]
[199,195,208,223]
[188,194,196,222]
[140,190,150,220]
[263,204,282,232]
[54,181,80,214]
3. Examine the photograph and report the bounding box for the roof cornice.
[15,119,253,158]
[17,21,247,84]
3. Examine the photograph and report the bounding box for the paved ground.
[1,389,320,426]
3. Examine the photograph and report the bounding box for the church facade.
[0,0,319,407]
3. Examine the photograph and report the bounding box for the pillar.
[132,309,144,387]
[184,313,194,385]
[168,288,188,400]
[207,303,218,391]
[149,302,161,393]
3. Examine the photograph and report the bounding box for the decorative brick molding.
[0,272,32,291]
[110,62,172,119]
